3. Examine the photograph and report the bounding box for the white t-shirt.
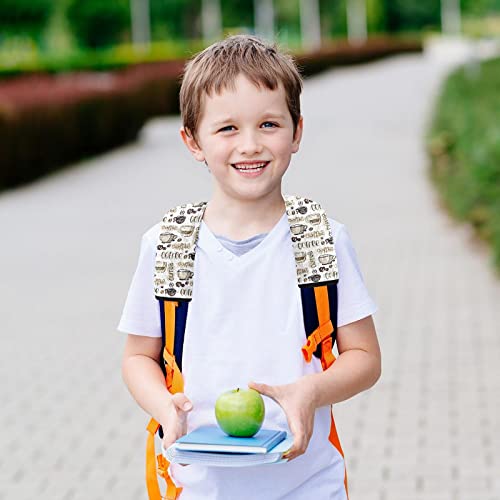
[118,211,377,500]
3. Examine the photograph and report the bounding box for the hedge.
[428,56,500,273]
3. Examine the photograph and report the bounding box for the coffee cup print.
[290,224,307,235]
[155,261,167,272]
[306,214,321,225]
[160,232,176,244]
[319,254,335,265]
[177,269,194,280]
[180,225,195,236]
[295,252,306,263]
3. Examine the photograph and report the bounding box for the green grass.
[428,56,500,274]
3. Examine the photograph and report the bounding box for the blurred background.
[0,0,499,267]
[1,1,500,500]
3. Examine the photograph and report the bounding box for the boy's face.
[181,74,303,204]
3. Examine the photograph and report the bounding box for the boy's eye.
[219,122,278,132]
[261,122,278,128]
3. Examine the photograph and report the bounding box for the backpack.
[145,194,347,499]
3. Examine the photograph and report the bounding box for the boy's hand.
[161,393,193,450]
[248,378,316,461]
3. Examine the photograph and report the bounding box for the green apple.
[215,388,265,437]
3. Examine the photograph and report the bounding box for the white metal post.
[346,0,367,44]
[202,0,223,42]
[441,0,462,36]
[254,0,274,42]
[299,0,321,50]
[130,0,151,49]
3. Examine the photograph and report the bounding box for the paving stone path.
[1,40,499,500]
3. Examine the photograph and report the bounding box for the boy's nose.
[237,130,263,156]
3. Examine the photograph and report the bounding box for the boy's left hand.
[248,377,316,461]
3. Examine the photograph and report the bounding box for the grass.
[427,55,500,274]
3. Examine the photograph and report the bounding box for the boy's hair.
[179,34,303,141]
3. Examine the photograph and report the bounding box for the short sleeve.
[331,220,378,327]
[117,226,162,337]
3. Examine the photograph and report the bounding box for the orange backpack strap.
[301,285,349,498]
[145,300,184,500]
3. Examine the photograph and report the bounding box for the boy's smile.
[181,74,303,204]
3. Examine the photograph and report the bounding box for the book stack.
[163,425,292,467]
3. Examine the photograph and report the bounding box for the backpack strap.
[308,284,348,497]
[283,194,338,362]
[154,201,207,301]
[283,195,347,496]
[145,301,186,500]
[146,200,208,500]
[146,300,185,500]
[283,194,338,288]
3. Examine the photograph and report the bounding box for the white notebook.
[163,436,293,467]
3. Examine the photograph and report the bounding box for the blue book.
[174,425,287,454]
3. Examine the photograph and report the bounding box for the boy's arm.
[250,315,380,460]
[305,314,381,407]
[121,334,193,445]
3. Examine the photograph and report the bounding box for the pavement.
[1,38,499,500]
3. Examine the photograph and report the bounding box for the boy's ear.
[180,127,205,162]
[291,116,304,154]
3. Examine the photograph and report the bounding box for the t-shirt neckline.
[199,211,288,264]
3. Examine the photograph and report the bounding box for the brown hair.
[179,34,303,141]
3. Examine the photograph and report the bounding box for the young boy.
[119,35,381,499]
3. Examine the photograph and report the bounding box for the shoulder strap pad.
[284,195,338,287]
[154,201,207,301]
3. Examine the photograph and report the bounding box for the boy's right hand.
[161,393,193,450]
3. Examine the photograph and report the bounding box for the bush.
[0,0,53,38]
[67,0,130,49]
[428,57,500,273]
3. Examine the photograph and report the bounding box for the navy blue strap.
[300,283,338,359]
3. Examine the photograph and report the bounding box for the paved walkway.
[1,40,499,500]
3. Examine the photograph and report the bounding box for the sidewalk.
[1,40,499,500]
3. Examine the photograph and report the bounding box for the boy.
[119,35,381,499]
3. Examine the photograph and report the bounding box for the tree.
[383,0,441,32]
[0,0,53,39]
[67,0,130,49]
[221,0,253,31]
[150,0,201,40]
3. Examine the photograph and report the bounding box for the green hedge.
[428,57,500,273]
[0,41,204,78]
